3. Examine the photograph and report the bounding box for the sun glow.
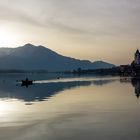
[0,100,17,111]
[0,100,21,117]
[0,26,21,47]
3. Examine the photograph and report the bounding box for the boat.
[21,78,33,87]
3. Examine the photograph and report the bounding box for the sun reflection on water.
[0,101,16,115]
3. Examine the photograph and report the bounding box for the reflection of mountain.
[0,79,114,103]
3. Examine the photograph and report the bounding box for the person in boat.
[26,78,29,81]
[22,78,33,85]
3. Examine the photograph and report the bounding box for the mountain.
[0,44,115,71]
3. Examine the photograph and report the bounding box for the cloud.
[0,0,140,64]
[0,0,140,37]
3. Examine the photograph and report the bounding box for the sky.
[0,0,140,65]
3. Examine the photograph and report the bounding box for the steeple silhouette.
[136,49,139,54]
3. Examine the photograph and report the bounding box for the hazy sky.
[0,0,140,65]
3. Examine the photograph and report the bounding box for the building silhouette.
[120,49,140,76]
[134,49,140,65]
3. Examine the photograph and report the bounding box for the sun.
[0,26,20,47]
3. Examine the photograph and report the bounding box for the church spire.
[136,49,139,54]
[135,49,140,65]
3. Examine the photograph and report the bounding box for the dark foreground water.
[0,73,140,140]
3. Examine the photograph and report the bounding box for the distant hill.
[0,44,115,71]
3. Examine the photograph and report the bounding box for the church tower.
[135,49,140,65]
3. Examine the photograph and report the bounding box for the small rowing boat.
[21,78,33,87]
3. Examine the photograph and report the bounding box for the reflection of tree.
[131,78,140,99]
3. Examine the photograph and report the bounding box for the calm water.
[0,74,140,140]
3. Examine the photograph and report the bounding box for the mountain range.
[0,44,115,71]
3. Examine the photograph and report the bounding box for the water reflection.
[131,78,140,98]
[1,76,140,140]
[120,77,140,99]
[1,76,140,102]
[0,79,114,103]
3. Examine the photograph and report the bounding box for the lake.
[0,73,140,140]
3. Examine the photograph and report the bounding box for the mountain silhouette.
[0,44,115,71]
